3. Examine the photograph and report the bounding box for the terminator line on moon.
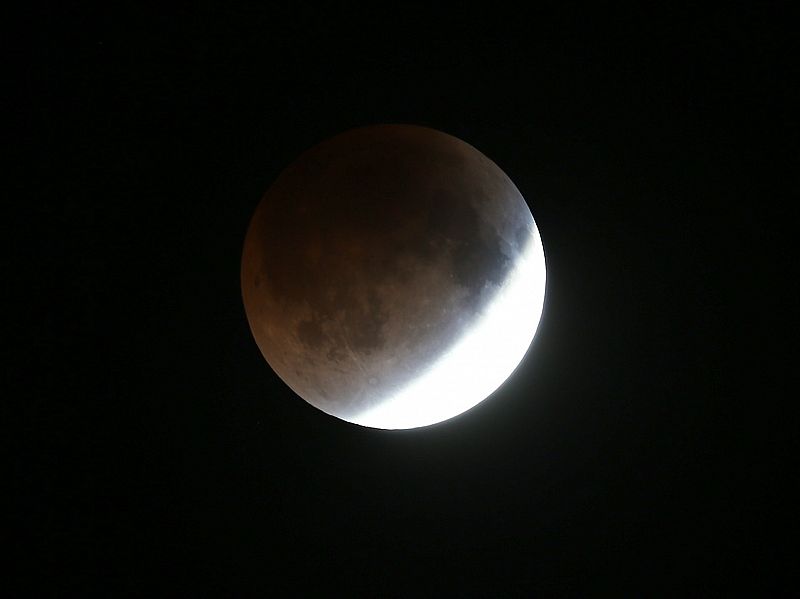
[241,125,546,429]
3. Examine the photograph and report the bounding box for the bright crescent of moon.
[352,230,545,429]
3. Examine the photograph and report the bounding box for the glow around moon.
[241,124,546,430]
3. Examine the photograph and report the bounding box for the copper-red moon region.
[241,125,546,429]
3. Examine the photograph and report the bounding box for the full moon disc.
[241,125,546,429]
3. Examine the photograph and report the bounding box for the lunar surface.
[241,125,546,429]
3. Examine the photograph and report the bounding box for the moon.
[241,125,546,429]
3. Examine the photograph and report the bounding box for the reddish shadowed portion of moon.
[241,125,545,429]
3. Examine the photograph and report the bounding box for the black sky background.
[10,3,794,596]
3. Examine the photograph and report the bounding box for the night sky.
[12,4,792,596]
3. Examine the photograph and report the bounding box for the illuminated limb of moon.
[351,232,545,429]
